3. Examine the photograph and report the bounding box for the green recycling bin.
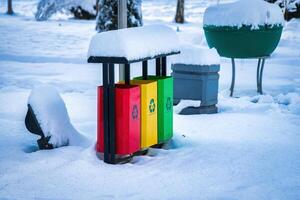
[134,76,173,144]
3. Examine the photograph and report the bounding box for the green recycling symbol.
[149,98,155,113]
[166,97,172,111]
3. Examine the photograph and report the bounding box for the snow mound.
[203,0,284,28]
[172,45,220,65]
[88,25,180,61]
[28,85,87,148]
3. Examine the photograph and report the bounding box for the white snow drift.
[204,0,284,28]
[88,25,180,61]
[28,85,87,148]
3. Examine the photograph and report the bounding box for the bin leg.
[230,58,236,97]
[142,61,148,80]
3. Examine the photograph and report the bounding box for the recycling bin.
[97,84,141,155]
[134,76,173,144]
[130,80,158,148]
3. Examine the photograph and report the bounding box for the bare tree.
[7,0,13,15]
[175,0,184,23]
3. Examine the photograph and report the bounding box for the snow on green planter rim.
[203,0,284,29]
[87,25,180,61]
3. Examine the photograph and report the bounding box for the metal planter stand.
[229,57,268,97]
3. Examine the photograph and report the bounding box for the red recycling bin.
[97,84,141,155]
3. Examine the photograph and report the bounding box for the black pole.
[125,64,130,85]
[108,64,116,163]
[142,60,148,80]
[102,63,110,163]
[162,56,167,76]
[156,58,161,76]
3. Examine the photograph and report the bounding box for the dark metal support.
[156,58,161,76]
[142,60,148,80]
[230,57,267,97]
[102,63,110,163]
[230,58,235,97]
[256,58,261,92]
[125,64,130,85]
[162,56,167,76]
[108,64,116,163]
[258,59,265,94]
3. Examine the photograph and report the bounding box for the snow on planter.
[203,0,284,28]
[172,45,220,66]
[88,25,180,61]
[28,85,87,148]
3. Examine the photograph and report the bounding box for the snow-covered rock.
[28,85,87,148]
[172,45,220,65]
[204,0,284,28]
[35,0,96,21]
[88,25,180,61]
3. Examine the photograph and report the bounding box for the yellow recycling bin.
[130,80,157,148]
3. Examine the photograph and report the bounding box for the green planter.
[134,76,173,144]
[203,25,283,58]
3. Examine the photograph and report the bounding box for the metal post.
[108,64,115,163]
[156,58,161,76]
[142,60,148,80]
[256,58,261,93]
[230,58,235,97]
[259,58,265,94]
[125,64,130,85]
[118,0,127,81]
[102,63,110,163]
[162,56,167,76]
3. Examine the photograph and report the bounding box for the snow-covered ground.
[1,0,300,199]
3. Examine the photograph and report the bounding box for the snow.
[28,84,87,147]
[204,0,285,28]
[1,0,300,199]
[172,45,220,65]
[174,100,201,114]
[88,25,180,61]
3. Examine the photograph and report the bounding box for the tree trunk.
[7,0,13,15]
[175,0,184,23]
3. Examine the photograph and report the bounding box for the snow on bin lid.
[172,45,220,66]
[87,25,180,62]
[203,0,284,28]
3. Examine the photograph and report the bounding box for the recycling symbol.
[149,98,156,113]
[132,105,139,120]
[166,97,172,111]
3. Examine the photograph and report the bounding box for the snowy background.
[1,0,300,199]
